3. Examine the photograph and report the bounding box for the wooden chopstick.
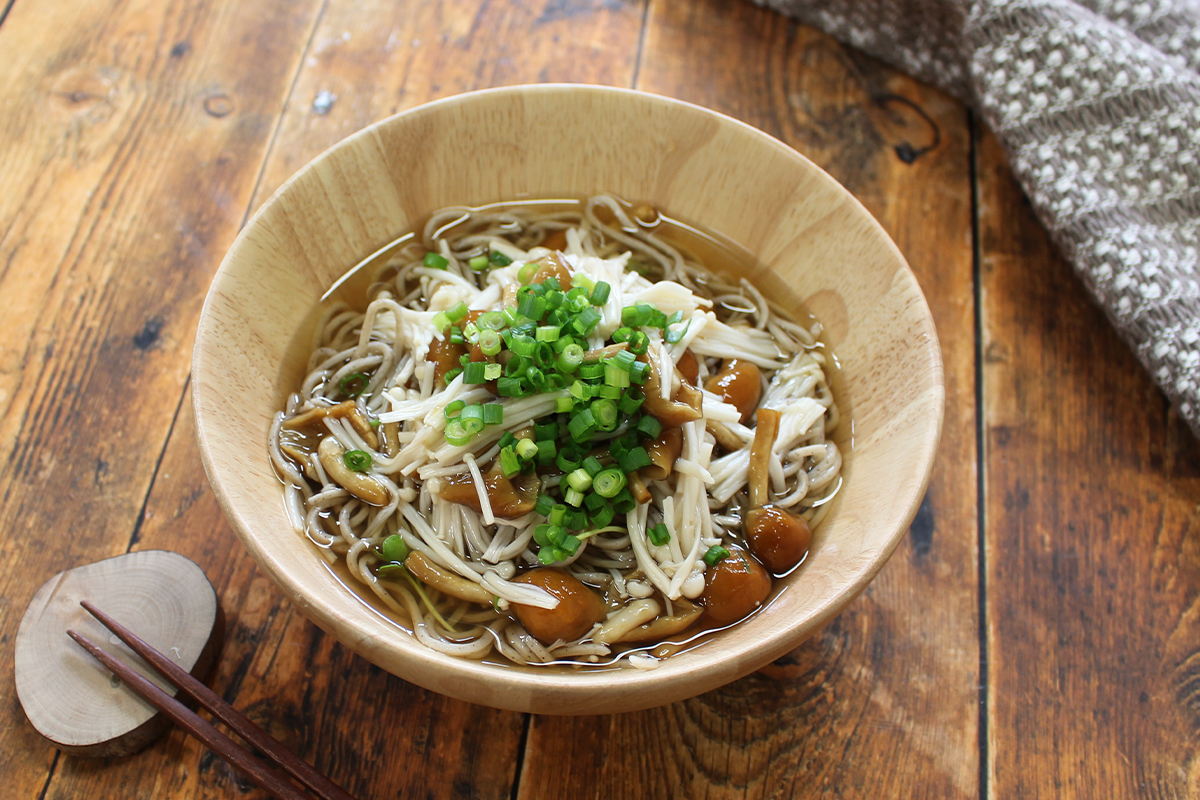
[67,629,309,800]
[80,601,356,800]
[71,601,358,800]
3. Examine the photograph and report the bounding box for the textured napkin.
[756,0,1200,436]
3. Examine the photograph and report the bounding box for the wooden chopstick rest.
[14,550,223,756]
[81,601,357,800]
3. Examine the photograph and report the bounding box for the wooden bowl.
[193,84,943,714]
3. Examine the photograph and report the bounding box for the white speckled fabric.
[757,0,1200,435]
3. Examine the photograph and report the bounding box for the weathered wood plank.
[519,2,980,797]
[979,128,1200,798]
[0,0,325,794]
[250,0,648,209]
[94,1,648,798]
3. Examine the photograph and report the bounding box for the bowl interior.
[193,85,943,714]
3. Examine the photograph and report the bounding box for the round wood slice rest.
[14,550,223,757]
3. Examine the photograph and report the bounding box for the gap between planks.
[968,108,990,800]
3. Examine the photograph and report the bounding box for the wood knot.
[204,94,234,117]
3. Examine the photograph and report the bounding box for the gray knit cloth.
[756,0,1200,436]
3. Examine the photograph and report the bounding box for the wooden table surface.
[2,0,1198,797]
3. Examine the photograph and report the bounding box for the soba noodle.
[270,195,842,668]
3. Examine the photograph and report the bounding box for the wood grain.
[47,1,647,798]
[0,0,325,794]
[519,1,978,797]
[979,127,1200,797]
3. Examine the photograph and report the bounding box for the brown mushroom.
[702,548,772,625]
[639,353,703,427]
[744,407,811,573]
[512,569,607,644]
[436,463,540,518]
[705,359,762,423]
[676,348,699,385]
[706,421,745,452]
[404,551,492,605]
[316,436,390,506]
[284,400,378,450]
[530,251,573,290]
[639,427,683,482]
[627,470,653,505]
[619,598,703,642]
[428,335,467,385]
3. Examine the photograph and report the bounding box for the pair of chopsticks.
[68,601,357,800]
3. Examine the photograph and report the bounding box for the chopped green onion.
[571,307,602,336]
[533,524,554,546]
[544,290,565,311]
[612,487,637,513]
[490,250,512,266]
[581,456,604,476]
[590,504,615,528]
[551,334,577,353]
[339,372,369,397]
[572,274,595,292]
[498,431,517,449]
[476,311,506,331]
[555,396,574,413]
[444,419,470,446]
[534,342,555,369]
[496,376,532,397]
[499,446,520,477]
[343,450,372,472]
[381,534,409,563]
[593,468,626,498]
[534,421,558,441]
[591,398,619,430]
[564,487,585,507]
[703,545,731,567]
[424,252,449,269]
[590,281,611,305]
[504,354,526,377]
[618,391,644,414]
[536,326,560,342]
[432,311,451,331]
[516,438,539,460]
[618,445,652,473]
[611,349,637,371]
[468,255,489,271]
[482,403,504,425]
[568,408,598,442]
[597,385,622,400]
[445,302,469,322]
[665,319,691,345]
[566,468,593,493]
[517,293,547,321]
[648,523,671,546]
[443,367,463,384]
[557,344,585,373]
[448,328,465,344]
[526,367,546,389]
[637,415,662,439]
[445,400,465,419]
[579,363,605,380]
[556,450,582,473]
[517,261,539,283]
[627,330,649,354]
[565,509,588,530]
[536,439,557,463]
[548,504,567,527]
[630,361,651,384]
[462,361,488,384]
[484,363,503,381]
[604,362,631,387]
[509,335,536,358]
[535,494,555,517]
[479,330,502,356]
[583,491,606,511]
